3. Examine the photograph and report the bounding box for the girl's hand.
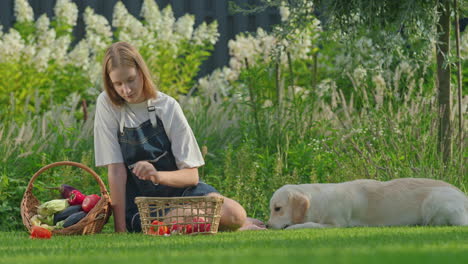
[132,161,161,184]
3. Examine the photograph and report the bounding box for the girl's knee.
[218,196,247,230]
[228,205,247,227]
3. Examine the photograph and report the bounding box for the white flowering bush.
[0,0,92,122]
[192,1,320,114]
[192,19,321,131]
[317,25,438,111]
[182,12,322,157]
[0,0,219,121]
[53,0,78,36]
[228,21,320,78]
[112,0,219,97]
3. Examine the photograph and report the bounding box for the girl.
[94,41,264,232]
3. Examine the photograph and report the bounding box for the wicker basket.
[135,196,224,236]
[21,161,112,235]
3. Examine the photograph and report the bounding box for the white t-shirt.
[94,91,205,169]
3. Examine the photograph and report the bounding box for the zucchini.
[54,205,83,224]
[63,211,87,228]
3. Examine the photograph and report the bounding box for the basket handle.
[26,161,109,196]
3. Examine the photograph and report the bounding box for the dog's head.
[267,185,310,229]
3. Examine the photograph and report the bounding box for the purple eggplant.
[63,211,87,228]
[59,184,79,199]
[47,184,80,199]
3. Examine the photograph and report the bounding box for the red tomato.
[185,224,193,234]
[82,194,101,212]
[170,221,183,234]
[30,226,52,239]
[199,223,211,233]
[192,217,210,233]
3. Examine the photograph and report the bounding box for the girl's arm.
[108,163,127,232]
[132,161,199,187]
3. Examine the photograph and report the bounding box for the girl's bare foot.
[246,217,266,228]
[238,217,266,231]
[239,224,266,231]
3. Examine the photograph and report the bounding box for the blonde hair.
[102,42,156,106]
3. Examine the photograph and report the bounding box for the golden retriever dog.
[267,178,468,229]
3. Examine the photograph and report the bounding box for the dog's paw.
[285,224,305,230]
[286,222,330,229]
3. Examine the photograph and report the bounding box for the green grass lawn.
[1,227,467,264]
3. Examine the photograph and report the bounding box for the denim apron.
[117,100,218,232]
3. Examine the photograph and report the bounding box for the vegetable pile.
[148,217,211,236]
[29,184,101,237]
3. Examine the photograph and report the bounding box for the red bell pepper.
[82,194,101,212]
[149,220,170,235]
[68,190,85,205]
[30,226,52,239]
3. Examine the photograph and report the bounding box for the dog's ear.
[291,193,310,224]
